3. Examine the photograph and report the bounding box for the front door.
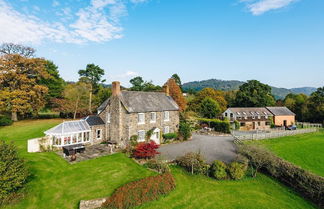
[150,128,160,144]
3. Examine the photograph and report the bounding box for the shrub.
[132,141,160,159]
[162,133,177,140]
[129,135,138,146]
[197,118,230,133]
[239,144,324,207]
[176,152,209,175]
[144,159,170,173]
[227,162,247,180]
[0,115,13,126]
[179,121,192,141]
[210,160,227,180]
[102,173,176,209]
[0,141,28,205]
[234,120,240,130]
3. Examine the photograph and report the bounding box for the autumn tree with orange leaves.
[164,78,187,111]
[0,54,49,121]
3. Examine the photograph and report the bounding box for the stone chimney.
[163,84,170,96]
[112,81,121,96]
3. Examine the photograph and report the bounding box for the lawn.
[0,119,316,209]
[247,131,324,176]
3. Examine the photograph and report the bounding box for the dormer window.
[138,113,145,124]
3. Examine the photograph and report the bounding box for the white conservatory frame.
[44,120,92,147]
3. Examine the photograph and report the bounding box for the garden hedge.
[102,173,176,209]
[197,118,231,133]
[239,145,324,207]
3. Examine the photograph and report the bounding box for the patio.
[56,144,116,163]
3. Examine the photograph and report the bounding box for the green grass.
[140,168,315,209]
[0,119,317,209]
[246,131,324,176]
[0,119,154,209]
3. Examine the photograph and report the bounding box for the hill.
[182,79,316,99]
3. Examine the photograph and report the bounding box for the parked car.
[287,125,297,130]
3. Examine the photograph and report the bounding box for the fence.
[296,122,323,128]
[233,128,318,141]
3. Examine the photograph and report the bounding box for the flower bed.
[102,173,176,209]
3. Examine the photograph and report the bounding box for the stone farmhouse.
[223,106,296,131]
[44,81,180,148]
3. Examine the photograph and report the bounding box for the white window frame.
[138,113,145,124]
[107,112,111,123]
[164,111,170,121]
[96,129,102,140]
[138,130,145,142]
[150,112,156,123]
[164,126,170,134]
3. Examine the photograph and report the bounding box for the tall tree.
[199,97,220,118]
[39,61,65,108]
[165,78,187,111]
[188,88,227,113]
[0,43,35,57]
[307,87,324,123]
[52,82,90,119]
[129,76,145,91]
[284,93,308,121]
[234,80,275,107]
[171,74,182,87]
[0,54,49,121]
[78,64,105,113]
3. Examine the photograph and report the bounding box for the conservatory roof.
[44,120,91,135]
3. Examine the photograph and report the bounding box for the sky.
[0,0,323,88]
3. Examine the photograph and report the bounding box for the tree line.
[0,43,323,124]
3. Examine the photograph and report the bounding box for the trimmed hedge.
[197,118,231,133]
[227,162,247,180]
[210,160,227,180]
[0,115,13,126]
[162,133,178,140]
[239,145,324,207]
[102,173,176,209]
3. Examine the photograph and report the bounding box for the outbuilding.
[266,106,296,127]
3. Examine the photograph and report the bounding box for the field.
[0,119,316,209]
[248,131,324,176]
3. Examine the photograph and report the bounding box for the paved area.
[56,144,115,163]
[158,134,237,163]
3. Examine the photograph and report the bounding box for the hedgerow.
[102,173,176,209]
[239,144,324,207]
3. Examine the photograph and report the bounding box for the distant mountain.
[182,79,317,99]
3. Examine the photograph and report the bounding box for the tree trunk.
[89,86,92,113]
[74,98,80,119]
[11,111,18,121]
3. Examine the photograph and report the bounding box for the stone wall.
[239,120,271,131]
[90,124,106,144]
[79,198,106,209]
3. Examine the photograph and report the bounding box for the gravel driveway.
[158,134,237,164]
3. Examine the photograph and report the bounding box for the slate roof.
[85,115,105,126]
[98,91,179,113]
[44,120,91,135]
[266,107,295,116]
[225,107,273,117]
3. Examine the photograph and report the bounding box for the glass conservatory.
[44,120,92,147]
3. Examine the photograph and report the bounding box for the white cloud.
[241,0,298,15]
[112,71,139,79]
[0,0,146,44]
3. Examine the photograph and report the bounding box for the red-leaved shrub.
[132,141,160,159]
[102,173,176,209]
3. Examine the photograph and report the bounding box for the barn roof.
[266,106,295,116]
[225,107,273,117]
